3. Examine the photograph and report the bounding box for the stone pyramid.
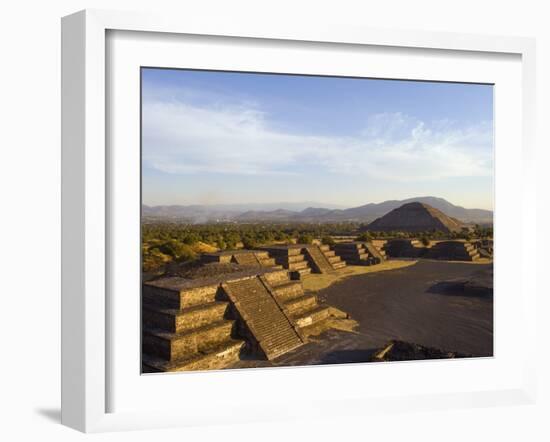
[366,202,464,233]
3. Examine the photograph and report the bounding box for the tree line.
[142,221,493,274]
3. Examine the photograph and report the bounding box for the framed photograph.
[61,9,537,432]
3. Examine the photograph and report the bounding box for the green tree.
[297,233,314,244]
[156,240,197,261]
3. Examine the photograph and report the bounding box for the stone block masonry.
[222,277,303,359]
[201,250,279,268]
[259,244,345,278]
[425,241,480,261]
[382,239,423,258]
[142,265,352,371]
[333,241,384,265]
[303,245,345,273]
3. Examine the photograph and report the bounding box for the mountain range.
[142,196,493,224]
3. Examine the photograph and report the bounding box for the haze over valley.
[142,196,493,224]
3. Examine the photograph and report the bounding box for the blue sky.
[142,68,494,210]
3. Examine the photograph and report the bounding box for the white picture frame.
[61,9,537,433]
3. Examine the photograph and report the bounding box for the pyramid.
[366,202,464,233]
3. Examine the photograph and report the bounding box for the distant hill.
[366,202,465,233]
[236,209,297,222]
[142,196,493,224]
[315,196,491,223]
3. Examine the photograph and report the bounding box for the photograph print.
[141,68,494,373]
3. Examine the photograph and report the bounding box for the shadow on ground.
[34,408,61,423]
[317,348,377,364]
[427,281,492,299]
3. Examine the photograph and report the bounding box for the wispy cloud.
[142,92,493,182]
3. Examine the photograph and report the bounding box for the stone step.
[290,268,312,280]
[142,301,229,334]
[319,245,330,252]
[284,293,318,314]
[260,246,302,256]
[269,280,304,300]
[233,252,261,266]
[299,317,334,338]
[222,278,302,360]
[304,246,334,274]
[323,250,336,258]
[292,305,331,328]
[287,247,305,256]
[143,319,236,361]
[288,260,310,271]
[363,242,387,262]
[285,254,306,264]
[327,255,342,264]
[257,257,277,267]
[142,339,245,372]
[332,261,347,269]
[262,269,291,285]
[143,282,220,310]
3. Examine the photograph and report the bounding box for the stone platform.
[425,241,480,261]
[258,244,345,279]
[201,249,279,268]
[142,263,352,372]
[332,241,386,265]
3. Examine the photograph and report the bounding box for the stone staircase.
[142,278,245,372]
[303,245,346,273]
[232,252,261,267]
[363,242,387,261]
[333,242,381,265]
[262,271,346,338]
[252,251,279,267]
[318,244,347,269]
[142,265,353,371]
[221,276,303,360]
[426,241,480,261]
[259,246,312,279]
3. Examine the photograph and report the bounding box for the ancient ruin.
[425,241,480,261]
[200,249,279,268]
[332,241,387,265]
[142,256,351,372]
[367,202,465,233]
[141,234,490,372]
[383,239,425,258]
[258,244,345,279]
[381,238,482,261]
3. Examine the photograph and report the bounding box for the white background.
[0,1,548,441]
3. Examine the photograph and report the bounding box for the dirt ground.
[231,260,493,369]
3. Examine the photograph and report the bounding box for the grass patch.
[302,260,418,292]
